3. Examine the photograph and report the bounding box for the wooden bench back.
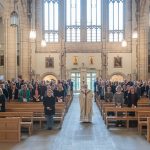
[137,98,150,107]
[138,111,150,122]
[105,107,150,112]
[147,117,150,142]
[0,117,20,142]
[104,107,137,117]
[6,102,65,114]
[0,112,33,118]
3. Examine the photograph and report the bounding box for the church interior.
[0,0,150,150]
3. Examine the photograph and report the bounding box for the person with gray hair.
[113,85,124,107]
[104,86,113,102]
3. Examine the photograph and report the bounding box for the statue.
[89,57,93,64]
[73,56,78,65]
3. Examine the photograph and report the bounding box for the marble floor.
[0,95,150,150]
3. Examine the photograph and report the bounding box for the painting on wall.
[73,56,78,65]
[45,57,54,68]
[114,56,122,68]
[89,56,94,65]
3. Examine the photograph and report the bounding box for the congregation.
[0,78,73,110]
[94,78,150,107]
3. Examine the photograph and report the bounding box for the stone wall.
[0,0,149,81]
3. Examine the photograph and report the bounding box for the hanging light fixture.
[41,39,47,47]
[121,39,127,47]
[29,29,36,40]
[132,30,138,39]
[10,0,19,27]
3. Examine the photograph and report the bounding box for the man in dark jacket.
[43,89,55,130]
[0,88,6,112]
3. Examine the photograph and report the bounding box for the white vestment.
[79,89,93,122]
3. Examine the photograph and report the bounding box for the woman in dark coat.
[33,82,41,102]
[8,83,18,101]
[127,86,139,107]
[0,88,6,112]
[54,83,65,102]
[43,89,55,130]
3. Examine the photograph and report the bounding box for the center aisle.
[53,94,116,150]
[1,94,150,150]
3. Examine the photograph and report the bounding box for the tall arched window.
[87,0,101,42]
[44,0,58,42]
[66,0,80,42]
[109,0,124,42]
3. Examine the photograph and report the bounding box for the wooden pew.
[101,103,115,119]
[104,107,150,128]
[105,107,138,129]
[5,102,66,128]
[137,111,150,135]
[96,99,115,113]
[137,98,150,107]
[0,117,20,142]
[147,117,150,142]
[0,112,33,136]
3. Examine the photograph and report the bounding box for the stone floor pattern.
[0,94,150,150]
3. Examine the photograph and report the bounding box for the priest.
[79,84,93,122]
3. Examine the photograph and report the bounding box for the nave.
[0,95,150,150]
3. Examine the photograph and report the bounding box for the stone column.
[59,0,66,80]
[137,0,149,80]
[19,0,33,80]
[101,0,108,79]
[4,1,18,81]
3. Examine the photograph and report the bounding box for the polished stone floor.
[0,94,150,150]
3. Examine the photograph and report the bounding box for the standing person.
[98,81,105,100]
[104,86,113,102]
[0,84,8,101]
[55,83,65,102]
[40,81,47,101]
[33,82,41,102]
[0,88,6,112]
[124,85,130,105]
[18,84,30,102]
[70,79,73,96]
[79,84,93,123]
[28,84,34,101]
[113,85,124,107]
[127,86,139,107]
[8,83,18,101]
[94,78,99,102]
[43,90,55,130]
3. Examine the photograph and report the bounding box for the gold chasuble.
[79,88,93,122]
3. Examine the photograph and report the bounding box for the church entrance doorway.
[43,74,57,82]
[71,72,80,93]
[87,72,96,91]
[110,74,124,82]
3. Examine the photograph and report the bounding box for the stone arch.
[40,72,58,82]
[109,72,126,82]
